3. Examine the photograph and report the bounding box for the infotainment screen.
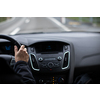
[35,42,63,53]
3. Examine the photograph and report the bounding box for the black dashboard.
[0,32,100,84]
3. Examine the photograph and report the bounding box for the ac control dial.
[48,62,54,68]
[38,57,43,62]
[57,56,62,61]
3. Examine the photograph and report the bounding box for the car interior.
[0,31,100,84]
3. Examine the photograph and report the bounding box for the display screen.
[0,42,14,55]
[35,42,63,53]
[42,44,56,52]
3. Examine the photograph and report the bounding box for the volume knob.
[57,56,62,61]
[38,57,43,62]
[48,62,54,68]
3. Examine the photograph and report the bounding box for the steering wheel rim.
[0,35,22,83]
[0,35,21,67]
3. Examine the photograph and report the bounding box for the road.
[55,17,100,32]
[0,17,71,35]
[1,17,100,35]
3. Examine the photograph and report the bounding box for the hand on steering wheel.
[14,45,29,63]
[0,35,21,67]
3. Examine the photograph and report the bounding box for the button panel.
[40,62,60,69]
[29,44,70,72]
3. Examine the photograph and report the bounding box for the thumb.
[14,45,18,55]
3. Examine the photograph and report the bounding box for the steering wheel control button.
[48,62,54,68]
[38,57,43,62]
[57,56,62,61]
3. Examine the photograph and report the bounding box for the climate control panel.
[29,42,70,73]
[30,52,70,72]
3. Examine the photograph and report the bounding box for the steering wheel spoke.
[0,54,15,66]
[10,56,15,67]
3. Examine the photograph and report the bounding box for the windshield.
[0,17,100,35]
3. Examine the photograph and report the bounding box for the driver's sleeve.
[13,61,36,84]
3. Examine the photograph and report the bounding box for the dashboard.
[0,32,100,84]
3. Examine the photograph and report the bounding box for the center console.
[28,41,71,84]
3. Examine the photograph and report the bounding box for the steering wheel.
[0,35,21,68]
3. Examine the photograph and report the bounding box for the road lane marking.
[47,17,71,31]
[25,19,30,23]
[10,27,20,35]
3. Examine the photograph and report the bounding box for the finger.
[24,48,28,54]
[21,45,25,49]
[14,45,18,55]
[19,45,25,51]
[24,48,27,51]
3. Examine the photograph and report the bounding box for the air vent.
[62,51,70,69]
[30,54,40,71]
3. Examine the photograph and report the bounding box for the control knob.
[48,62,54,68]
[38,57,43,62]
[57,56,62,61]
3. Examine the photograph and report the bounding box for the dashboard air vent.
[30,54,40,71]
[62,52,70,69]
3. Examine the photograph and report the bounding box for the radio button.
[57,56,62,61]
[38,57,43,62]
[40,63,47,68]
[48,62,54,68]
[54,63,60,67]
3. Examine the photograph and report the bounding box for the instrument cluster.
[0,42,14,55]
